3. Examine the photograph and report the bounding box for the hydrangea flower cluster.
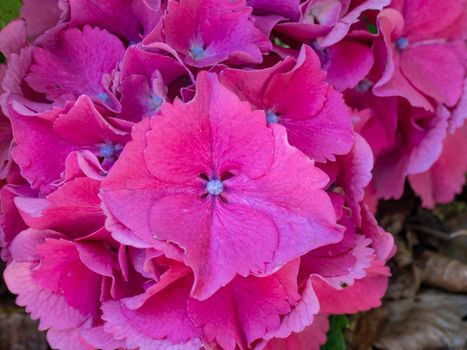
[0,0,464,349]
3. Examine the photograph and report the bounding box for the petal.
[409,123,467,207]
[311,262,390,314]
[25,26,125,104]
[227,125,343,271]
[401,0,463,41]
[69,0,142,41]
[150,193,279,300]
[102,274,203,350]
[263,314,329,350]
[373,9,433,111]
[14,176,104,238]
[145,72,273,183]
[327,41,374,92]
[400,44,464,107]
[188,271,294,350]
[157,0,271,67]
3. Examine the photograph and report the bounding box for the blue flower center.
[149,95,163,111]
[395,37,409,50]
[97,92,110,104]
[206,179,224,196]
[99,143,117,159]
[190,44,205,60]
[356,79,373,92]
[266,111,279,124]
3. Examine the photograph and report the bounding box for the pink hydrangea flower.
[118,45,187,122]
[3,161,127,350]
[221,45,354,162]
[144,0,272,67]
[373,0,466,110]
[8,95,130,193]
[275,0,390,45]
[25,26,125,110]
[102,72,343,300]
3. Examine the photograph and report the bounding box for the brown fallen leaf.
[0,305,48,350]
[420,251,467,293]
[386,265,422,300]
[348,306,389,350]
[374,290,467,350]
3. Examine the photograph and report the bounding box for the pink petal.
[25,26,125,104]
[102,274,203,350]
[227,125,343,271]
[320,0,391,47]
[69,0,143,41]
[312,262,390,314]
[409,123,467,207]
[188,271,295,350]
[20,0,63,40]
[0,20,26,58]
[155,0,271,67]
[145,72,273,183]
[327,40,374,91]
[14,177,104,238]
[263,314,329,350]
[400,44,464,107]
[400,0,464,41]
[150,194,279,300]
[4,230,89,331]
[373,9,433,111]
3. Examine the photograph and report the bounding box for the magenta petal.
[32,238,102,317]
[264,46,353,161]
[263,314,329,350]
[319,0,391,47]
[145,72,273,183]
[409,123,467,208]
[401,0,463,41]
[247,0,300,20]
[227,125,343,270]
[336,133,373,223]
[327,41,374,91]
[4,230,89,331]
[53,95,129,145]
[262,278,320,341]
[69,0,143,41]
[373,9,433,111]
[102,274,203,349]
[25,26,125,104]
[20,0,63,40]
[0,20,26,59]
[14,177,104,238]
[151,194,279,300]
[312,262,390,314]
[9,102,81,192]
[158,0,271,67]
[373,104,450,199]
[188,272,294,350]
[101,119,171,246]
[400,44,464,107]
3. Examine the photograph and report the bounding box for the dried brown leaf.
[421,251,467,293]
[375,291,467,350]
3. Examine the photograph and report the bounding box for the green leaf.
[0,0,22,30]
[321,315,349,350]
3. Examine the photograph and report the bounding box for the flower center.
[97,92,110,104]
[98,142,121,159]
[356,79,373,92]
[266,111,279,124]
[395,37,409,50]
[206,179,224,196]
[189,44,205,60]
[149,95,163,111]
